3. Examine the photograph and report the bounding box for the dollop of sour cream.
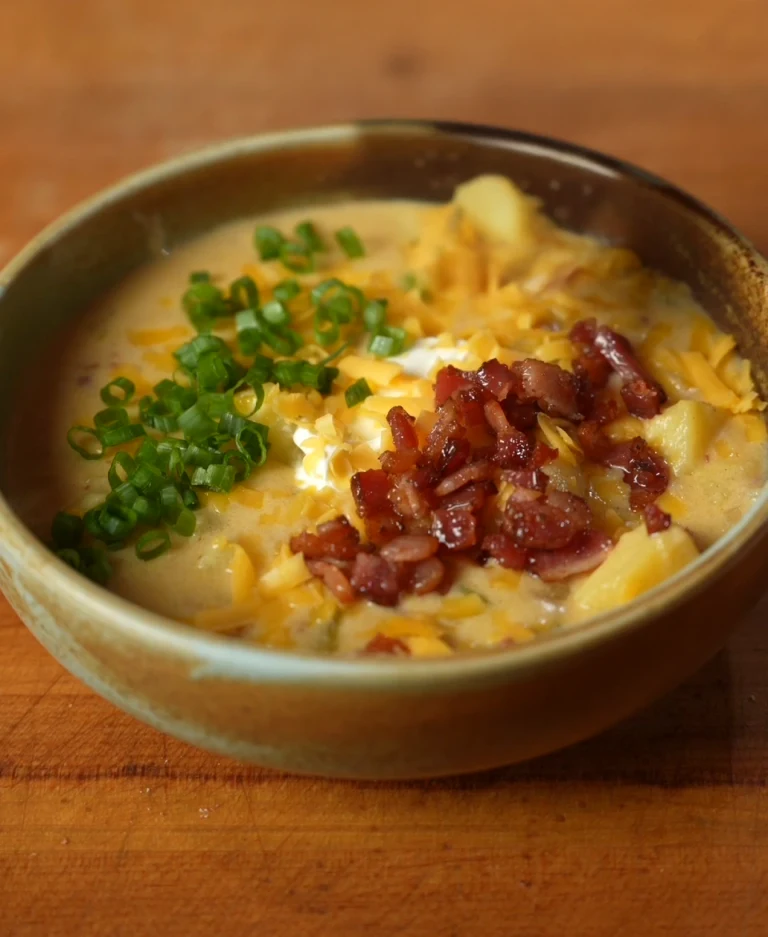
[293,338,472,491]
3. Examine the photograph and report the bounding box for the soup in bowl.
[1,123,767,777]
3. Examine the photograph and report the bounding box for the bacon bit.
[643,502,672,534]
[408,556,446,594]
[482,533,527,569]
[365,634,411,655]
[380,534,439,563]
[513,359,583,420]
[290,516,361,561]
[387,405,419,450]
[306,560,356,603]
[295,325,672,606]
[434,365,477,406]
[528,530,614,581]
[350,553,400,606]
[431,509,479,550]
[435,459,494,497]
[351,470,393,517]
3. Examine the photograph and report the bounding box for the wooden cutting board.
[2,1,768,933]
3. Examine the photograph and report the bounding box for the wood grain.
[2,1,768,934]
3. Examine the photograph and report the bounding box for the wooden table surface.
[2,2,768,934]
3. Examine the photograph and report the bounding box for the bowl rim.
[2,117,767,689]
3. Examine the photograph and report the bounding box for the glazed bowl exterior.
[1,121,767,779]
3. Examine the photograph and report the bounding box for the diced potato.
[644,400,725,475]
[454,175,537,251]
[569,524,699,621]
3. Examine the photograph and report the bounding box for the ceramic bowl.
[1,121,767,778]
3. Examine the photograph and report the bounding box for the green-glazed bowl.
[1,121,767,778]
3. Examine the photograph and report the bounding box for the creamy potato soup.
[11,176,767,656]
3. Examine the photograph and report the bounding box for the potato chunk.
[644,400,725,475]
[568,523,699,621]
[454,175,537,251]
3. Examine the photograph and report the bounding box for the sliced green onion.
[233,378,265,417]
[219,411,249,438]
[80,547,112,583]
[178,402,218,441]
[183,442,223,468]
[229,275,260,312]
[174,334,230,372]
[67,426,104,460]
[181,487,200,510]
[235,308,263,355]
[262,326,302,356]
[335,226,365,258]
[173,508,197,537]
[236,424,269,467]
[108,452,136,489]
[94,407,129,431]
[279,241,314,274]
[100,377,135,407]
[99,423,146,448]
[132,495,160,524]
[345,378,373,408]
[189,270,211,284]
[135,529,171,561]
[192,463,236,493]
[52,512,83,549]
[273,279,301,302]
[196,351,231,392]
[83,507,106,539]
[110,481,139,507]
[56,548,82,571]
[183,280,229,332]
[310,279,365,313]
[295,221,325,253]
[159,485,183,522]
[261,300,291,327]
[196,392,233,419]
[313,306,341,347]
[224,449,253,482]
[272,359,302,388]
[363,299,388,333]
[369,325,407,357]
[130,462,166,495]
[400,272,418,291]
[299,363,338,395]
[135,438,161,466]
[254,226,284,261]
[320,340,352,366]
[245,355,274,386]
[98,501,138,539]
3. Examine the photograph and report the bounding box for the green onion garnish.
[99,423,146,448]
[369,325,407,358]
[130,462,166,495]
[178,402,218,441]
[98,501,138,539]
[229,275,260,312]
[295,221,326,253]
[261,300,291,327]
[182,280,229,332]
[108,452,136,490]
[94,407,129,431]
[189,271,211,284]
[235,308,263,356]
[335,226,365,258]
[67,426,104,460]
[254,226,285,261]
[236,424,269,467]
[345,378,373,408]
[363,299,388,333]
[100,377,135,407]
[273,279,301,302]
[135,529,171,561]
[56,547,82,571]
[51,512,83,549]
[173,508,197,537]
[279,241,315,275]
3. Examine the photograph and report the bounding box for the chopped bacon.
[513,359,583,421]
[434,365,477,406]
[528,530,614,581]
[408,557,446,594]
[295,325,673,609]
[431,509,479,550]
[306,560,356,603]
[290,516,361,561]
[643,502,672,534]
[380,534,439,563]
[387,405,419,450]
[482,533,527,569]
[365,634,410,655]
[350,553,400,606]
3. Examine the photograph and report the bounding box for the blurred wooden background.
[2,1,768,934]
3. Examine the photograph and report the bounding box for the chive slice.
[52,512,83,549]
[179,402,218,441]
[261,300,291,327]
[99,424,146,448]
[135,438,161,465]
[100,377,135,407]
[236,424,269,467]
[135,529,171,561]
[192,463,236,493]
[235,308,263,356]
[363,299,388,333]
[279,241,314,274]
[80,546,112,583]
[94,407,129,431]
[233,378,265,417]
[108,452,136,489]
[335,226,365,258]
[110,481,139,507]
[57,547,82,571]
[345,378,373,408]
[224,450,253,482]
[181,487,200,510]
[98,501,138,539]
[196,352,231,393]
[262,326,302,356]
[229,275,260,312]
[132,496,160,524]
[189,270,211,284]
[295,221,325,253]
[130,462,166,495]
[173,508,196,537]
[273,279,301,302]
[183,280,229,332]
[67,426,104,460]
[174,334,230,372]
[369,325,407,357]
[254,226,284,261]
